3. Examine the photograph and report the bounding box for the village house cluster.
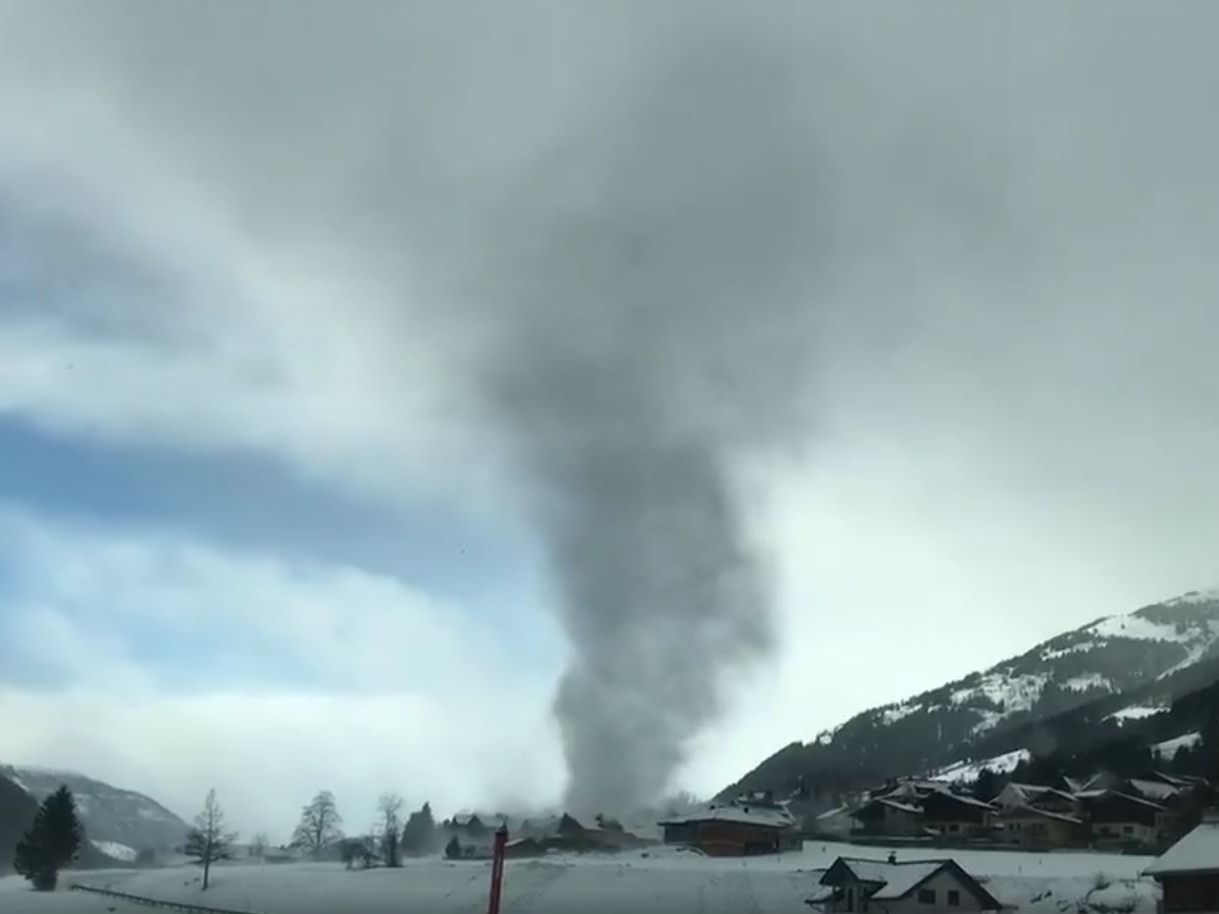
[805,769,1210,853]
[650,767,1212,860]
[402,786,1219,913]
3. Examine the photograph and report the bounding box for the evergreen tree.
[339,838,359,870]
[444,835,462,860]
[973,767,1000,801]
[401,802,437,855]
[13,785,82,891]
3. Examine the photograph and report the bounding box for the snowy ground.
[0,842,1159,913]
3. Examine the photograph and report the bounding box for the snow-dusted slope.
[12,767,188,853]
[860,589,1219,741]
[729,588,1219,798]
[930,748,1030,783]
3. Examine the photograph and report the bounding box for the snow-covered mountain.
[726,588,1219,799]
[864,588,1219,739]
[11,766,189,854]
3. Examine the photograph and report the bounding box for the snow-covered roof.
[1152,770,1208,788]
[659,804,795,829]
[833,858,899,884]
[929,792,995,811]
[886,778,948,794]
[1144,820,1219,876]
[1077,790,1165,811]
[870,798,923,816]
[1110,791,1166,811]
[998,804,1081,825]
[1127,778,1181,801]
[914,787,994,812]
[870,862,946,900]
[1007,783,1076,804]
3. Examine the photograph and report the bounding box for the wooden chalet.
[659,802,800,856]
[1078,789,1165,849]
[920,790,995,839]
[851,798,925,838]
[991,782,1079,816]
[996,804,1085,849]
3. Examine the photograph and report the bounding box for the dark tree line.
[401,802,437,855]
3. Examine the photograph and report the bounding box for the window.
[918,889,936,904]
[948,823,959,833]
[1123,825,1134,835]
[947,889,961,907]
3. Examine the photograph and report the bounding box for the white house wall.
[870,870,996,914]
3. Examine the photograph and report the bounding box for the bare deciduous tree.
[184,789,236,891]
[377,793,404,867]
[292,790,343,855]
[249,832,269,858]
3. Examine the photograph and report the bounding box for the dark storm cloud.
[473,36,828,811]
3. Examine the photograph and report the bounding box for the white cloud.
[0,688,564,843]
[0,260,496,517]
[7,512,508,691]
[0,505,565,836]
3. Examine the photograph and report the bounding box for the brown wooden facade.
[1160,873,1219,913]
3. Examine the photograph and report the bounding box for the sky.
[1,2,1218,840]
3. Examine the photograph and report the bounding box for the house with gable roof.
[1143,813,1219,912]
[807,856,1003,913]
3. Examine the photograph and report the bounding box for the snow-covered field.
[0,842,1159,913]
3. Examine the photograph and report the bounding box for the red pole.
[487,825,508,914]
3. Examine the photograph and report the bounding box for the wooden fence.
[69,882,264,914]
